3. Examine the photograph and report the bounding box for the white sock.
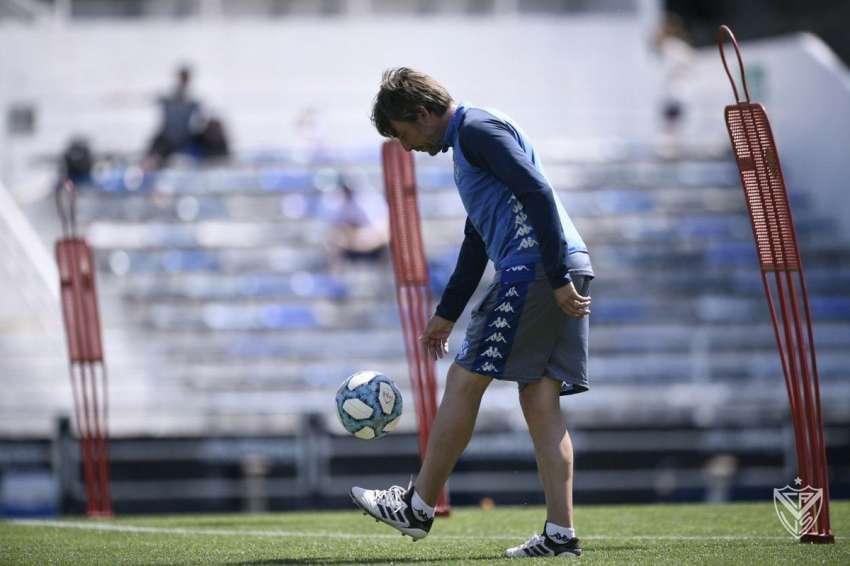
[411,490,435,519]
[545,521,576,541]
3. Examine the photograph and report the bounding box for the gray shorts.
[455,263,592,396]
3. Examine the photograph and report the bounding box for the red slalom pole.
[96,364,113,515]
[718,26,832,543]
[55,180,113,517]
[382,141,450,515]
[397,286,429,457]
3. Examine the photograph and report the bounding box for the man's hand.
[554,281,591,318]
[420,315,454,360]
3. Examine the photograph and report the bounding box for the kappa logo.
[412,506,430,523]
[485,332,507,343]
[514,224,533,238]
[774,478,825,539]
[481,346,503,359]
[505,286,520,298]
[477,362,498,372]
[505,265,530,272]
[489,317,511,329]
[514,212,528,225]
[546,531,571,543]
[495,301,515,313]
[518,237,538,250]
[512,202,524,214]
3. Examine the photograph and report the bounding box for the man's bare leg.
[519,377,573,527]
[414,362,491,505]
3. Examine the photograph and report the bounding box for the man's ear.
[414,106,430,123]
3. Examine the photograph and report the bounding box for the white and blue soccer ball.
[335,370,403,440]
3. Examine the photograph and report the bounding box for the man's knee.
[519,377,560,413]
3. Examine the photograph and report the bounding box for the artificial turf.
[2,500,848,565]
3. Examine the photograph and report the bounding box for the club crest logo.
[773,477,823,539]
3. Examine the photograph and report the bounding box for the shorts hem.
[455,359,588,396]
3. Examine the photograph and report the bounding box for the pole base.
[435,487,451,517]
[800,533,834,544]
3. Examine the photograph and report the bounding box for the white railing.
[0,180,58,300]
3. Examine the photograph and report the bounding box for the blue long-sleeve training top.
[435,104,593,322]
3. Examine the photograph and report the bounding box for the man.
[350,68,593,559]
[146,66,202,167]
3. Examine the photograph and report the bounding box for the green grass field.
[1,501,848,565]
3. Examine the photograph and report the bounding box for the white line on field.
[7,520,796,541]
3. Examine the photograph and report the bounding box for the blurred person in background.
[60,136,94,186]
[144,65,203,168]
[652,13,696,158]
[325,179,389,270]
[196,116,230,161]
[350,68,593,559]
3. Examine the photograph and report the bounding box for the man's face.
[390,108,444,155]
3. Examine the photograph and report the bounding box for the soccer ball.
[335,370,403,440]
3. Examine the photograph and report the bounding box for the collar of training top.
[440,103,467,153]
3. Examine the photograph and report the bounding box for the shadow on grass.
[226,553,499,565]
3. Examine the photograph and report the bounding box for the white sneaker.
[505,529,582,558]
[349,480,433,541]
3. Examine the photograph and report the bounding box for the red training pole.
[718,26,832,543]
[382,141,450,515]
[55,180,113,517]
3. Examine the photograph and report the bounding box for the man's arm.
[434,217,489,322]
[420,218,489,359]
[460,118,571,290]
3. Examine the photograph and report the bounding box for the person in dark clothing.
[146,66,202,167]
[61,136,94,185]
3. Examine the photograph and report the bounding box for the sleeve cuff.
[435,304,460,323]
[546,271,572,290]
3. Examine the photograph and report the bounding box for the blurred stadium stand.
[4,147,850,514]
[1,0,848,515]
